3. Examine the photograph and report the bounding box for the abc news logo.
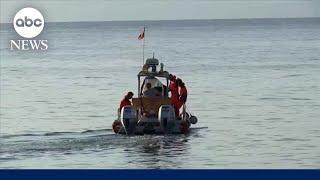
[10,7,48,50]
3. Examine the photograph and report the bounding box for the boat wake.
[0,128,113,139]
[0,127,208,163]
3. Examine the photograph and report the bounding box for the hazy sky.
[1,0,319,23]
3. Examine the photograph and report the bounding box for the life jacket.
[169,80,179,104]
[119,97,131,111]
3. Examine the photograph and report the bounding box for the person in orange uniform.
[119,91,134,112]
[176,78,188,114]
[169,74,180,116]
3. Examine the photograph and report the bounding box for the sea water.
[0,18,319,168]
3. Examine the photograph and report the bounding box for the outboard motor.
[120,106,137,135]
[158,105,175,133]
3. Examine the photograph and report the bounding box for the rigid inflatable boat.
[112,56,197,135]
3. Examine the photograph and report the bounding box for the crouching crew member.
[119,91,134,112]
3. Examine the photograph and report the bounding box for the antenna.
[153,52,155,58]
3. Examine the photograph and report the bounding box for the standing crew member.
[176,79,188,113]
[169,74,180,116]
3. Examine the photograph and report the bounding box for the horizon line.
[1,16,319,24]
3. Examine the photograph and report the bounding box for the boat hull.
[112,117,191,135]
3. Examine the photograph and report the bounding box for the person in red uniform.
[176,79,188,115]
[119,91,134,112]
[169,74,180,116]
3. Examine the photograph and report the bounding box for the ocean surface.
[0,18,319,168]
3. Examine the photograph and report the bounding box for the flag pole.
[142,26,145,65]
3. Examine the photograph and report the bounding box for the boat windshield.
[141,77,165,97]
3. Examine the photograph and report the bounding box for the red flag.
[138,27,145,40]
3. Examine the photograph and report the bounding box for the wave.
[84,76,107,79]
